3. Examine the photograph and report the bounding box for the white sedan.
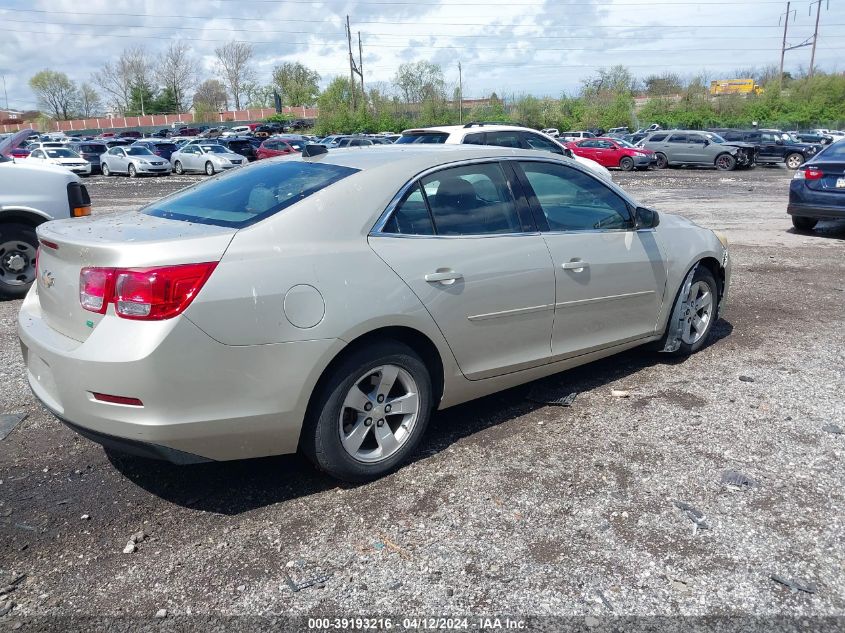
[101,146,171,177]
[20,144,729,482]
[170,143,246,175]
[26,147,91,176]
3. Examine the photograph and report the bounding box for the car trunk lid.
[804,160,845,193]
[35,212,236,342]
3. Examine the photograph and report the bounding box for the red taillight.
[804,167,823,180]
[79,262,217,320]
[92,393,144,407]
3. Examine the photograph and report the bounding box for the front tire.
[0,223,38,299]
[662,266,719,356]
[792,216,818,231]
[301,340,432,482]
[654,153,668,169]
[619,156,635,171]
[205,161,215,176]
[715,154,736,171]
[785,153,804,170]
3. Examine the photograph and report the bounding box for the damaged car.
[19,145,730,482]
[640,130,756,171]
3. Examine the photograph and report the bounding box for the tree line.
[27,52,845,133]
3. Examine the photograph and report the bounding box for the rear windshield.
[156,143,177,151]
[396,133,449,144]
[820,141,845,160]
[144,160,360,228]
[79,144,106,153]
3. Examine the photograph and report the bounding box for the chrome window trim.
[370,155,636,238]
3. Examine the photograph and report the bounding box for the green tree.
[272,62,320,107]
[29,70,78,120]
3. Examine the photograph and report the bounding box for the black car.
[788,140,845,231]
[216,137,258,161]
[66,141,108,172]
[710,129,820,169]
[131,140,179,161]
[795,131,834,145]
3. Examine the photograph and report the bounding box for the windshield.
[144,161,360,228]
[126,147,154,156]
[201,145,228,154]
[396,133,449,144]
[703,132,726,144]
[45,148,78,158]
[616,139,638,149]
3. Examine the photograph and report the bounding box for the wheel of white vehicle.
[655,153,668,169]
[128,164,137,178]
[791,216,818,232]
[619,156,635,171]
[301,340,432,482]
[663,266,718,356]
[205,161,215,176]
[174,161,184,175]
[0,223,38,299]
[715,154,736,171]
[785,153,804,170]
[101,163,110,176]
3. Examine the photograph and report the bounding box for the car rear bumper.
[787,202,845,220]
[18,289,343,462]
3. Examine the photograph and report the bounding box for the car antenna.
[302,144,328,159]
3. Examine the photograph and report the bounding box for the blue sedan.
[788,140,845,231]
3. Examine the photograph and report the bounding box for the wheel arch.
[0,209,51,229]
[304,325,446,426]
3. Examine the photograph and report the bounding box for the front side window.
[418,163,522,236]
[522,133,564,155]
[687,135,706,145]
[518,161,631,232]
[144,160,359,228]
[108,147,124,156]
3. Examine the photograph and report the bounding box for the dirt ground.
[0,164,843,632]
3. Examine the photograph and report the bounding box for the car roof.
[401,124,536,136]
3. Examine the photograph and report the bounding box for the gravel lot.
[1,165,843,631]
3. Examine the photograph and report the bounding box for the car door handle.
[561,261,589,270]
[425,271,463,283]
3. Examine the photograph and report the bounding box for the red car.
[565,137,655,171]
[256,138,300,160]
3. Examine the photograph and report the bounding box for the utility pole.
[779,2,792,86]
[358,32,365,99]
[346,15,356,110]
[808,0,828,78]
[457,61,463,124]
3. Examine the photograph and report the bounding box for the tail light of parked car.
[794,167,824,180]
[80,262,218,320]
[67,182,91,217]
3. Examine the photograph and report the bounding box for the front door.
[513,160,667,359]
[369,161,556,380]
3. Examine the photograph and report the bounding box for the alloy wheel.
[338,364,420,463]
[681,280,713,345]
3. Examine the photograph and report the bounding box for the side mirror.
[563,147,573,158]
[702,139,710,146]
[775,139,784,145]
[635,207,660,230]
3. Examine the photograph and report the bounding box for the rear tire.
[101,163,110,176]
[174,161,184,175]
[715,154,736,171]
[655,153,668,169]
[301,340,432,482]
[128,164,137,178]
[661,266,719,356]
[0,223,38,299]
[785,153,804,170]
[205,161,214,176]
[619,156,635,171]
[791,216,818,231]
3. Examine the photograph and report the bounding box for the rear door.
[369,160,556,380]
[513,159,667,358]
[664,133,689,162]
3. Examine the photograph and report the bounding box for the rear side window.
[463,133,485,145]
[484,131,522,148]
[667,134,688,143]
[396,133,449,144]
[382,183,434,235]
[420,163,522,236]
[144,161,360,228]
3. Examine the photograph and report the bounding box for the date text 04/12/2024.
[307,618,527,630]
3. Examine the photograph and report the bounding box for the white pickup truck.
[0,130,91,298]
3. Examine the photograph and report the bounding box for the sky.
[1,0,844,112]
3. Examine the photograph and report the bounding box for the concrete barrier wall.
[1,106,317,133]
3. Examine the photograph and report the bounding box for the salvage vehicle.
[787,140,845,231]
[19,145,730,481]
[397,124,612,180]
[710,129,820,169]
[565,137,655,171]
[0,130,91,298]
[640,130,755,171]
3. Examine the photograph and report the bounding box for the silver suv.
[639,130,756,171]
